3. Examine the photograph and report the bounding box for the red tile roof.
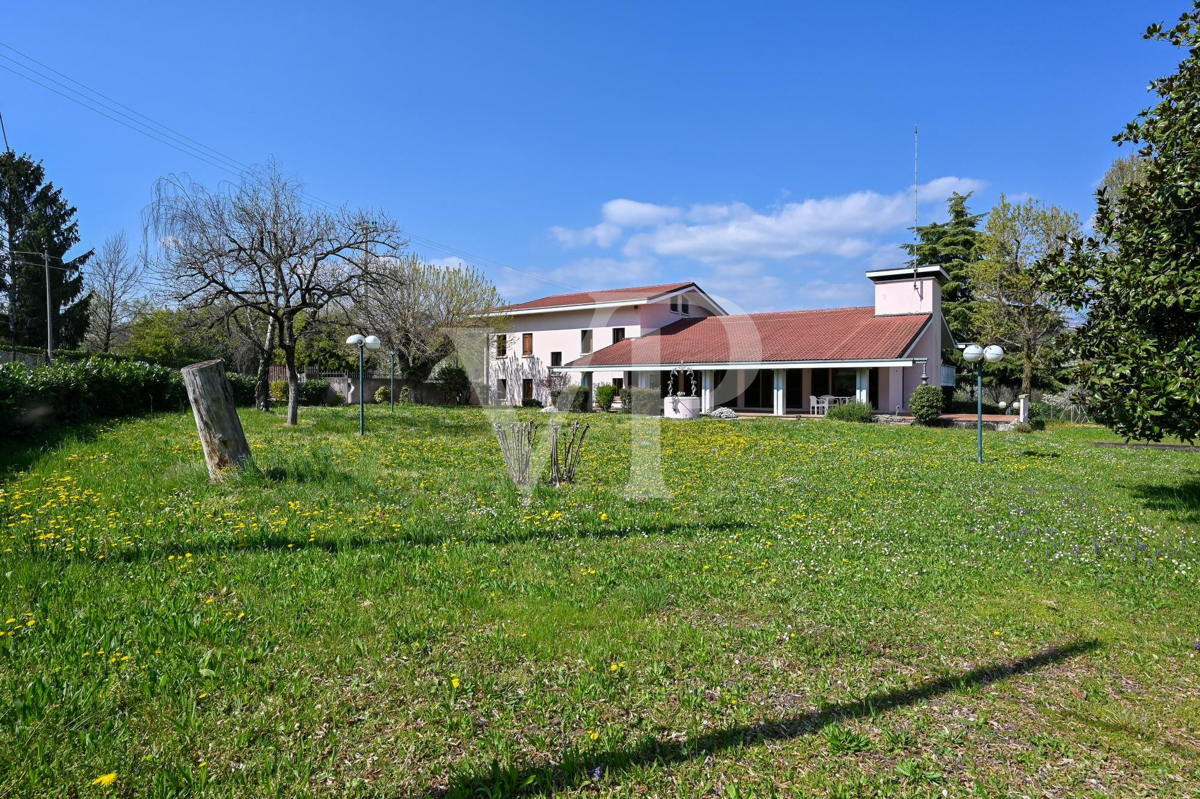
[499,282,696,312]
[566,307,930,367]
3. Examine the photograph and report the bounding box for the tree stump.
[181,359,252,481]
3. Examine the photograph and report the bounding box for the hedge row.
[0,359,267,438]
[2,343,170,367]
[0,359,187,434]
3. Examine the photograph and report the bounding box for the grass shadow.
[1129,479,1200,523]
[433,639,1101,798]
[0,421,107,482]
[94,519,752,564]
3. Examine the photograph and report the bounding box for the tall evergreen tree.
[1049,4,1200,442]
[0,151,92,350]
[901,191,985,355]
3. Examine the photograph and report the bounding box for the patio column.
[701,370,715,413]
[772,369,785,415]
[855,368,869,406]
[735,370,746,409]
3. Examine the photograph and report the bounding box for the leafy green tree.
[971,194,1079,396]
[119,307,240,368]
[0,152,92,349]
[1048,5,1200,441]
[902,191,985,346]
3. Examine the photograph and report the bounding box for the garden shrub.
[595,384,618,412]
[568,386,591,413]
[268,378,331,406]
[521,398,543,408]
[627,387,663,416]
[374,385,391,404]
[0,358,187,436]
[227,373,257,406]
[299,379,332,406]
[909,384,944,425]
[436,364,471,405]
[825,401,874,423]
[618,387,632,412]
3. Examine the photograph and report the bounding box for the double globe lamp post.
[962,343,1005,463]
[345,334,381,435]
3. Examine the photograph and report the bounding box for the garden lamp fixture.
[962,343,1005,463]
[346,334,382,435]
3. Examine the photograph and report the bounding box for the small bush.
[569,386,591,413]
[618,387,632,412]
[299,379,331,406]
[595,384,618,412]
[521,398,543,408]
[627,387,663,416]
[909,384,944,425]
[374,385,391,404]
[269,380,289,402]
[825,401,874,423]
[436,364,471,405]
[226,373,257,406]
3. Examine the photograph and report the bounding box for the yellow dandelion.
[91,772,117,786]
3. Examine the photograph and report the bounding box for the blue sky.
[0,1,1185,313]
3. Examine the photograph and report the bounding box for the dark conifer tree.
[0,151,92,350]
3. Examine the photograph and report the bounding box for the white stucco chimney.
[866,265,948,317]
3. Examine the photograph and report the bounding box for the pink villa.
[482,265,957,416]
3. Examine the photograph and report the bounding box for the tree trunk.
[1022,348,1034,396]
[181,359,252,481]
[284,342,300,426]
[255,316,276,411]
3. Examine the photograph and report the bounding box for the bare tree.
[147,162,404,424]
[358,252,505,393]
[85,231,145,352]
[229,308,276,411]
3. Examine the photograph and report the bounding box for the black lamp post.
[345,333,382,435]
[962,343,1005,463]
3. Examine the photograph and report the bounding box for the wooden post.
[181,359,252,481]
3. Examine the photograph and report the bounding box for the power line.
[0,41,580,295]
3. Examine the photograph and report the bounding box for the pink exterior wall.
[485,291,715,405]
[872,277,943,412]
[874,277,940,317]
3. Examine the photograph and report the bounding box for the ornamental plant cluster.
[825,401,875,423]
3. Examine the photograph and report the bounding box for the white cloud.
[550,177,984,266]
[601,199,681,227]
[427,256,470,269]
[622,177,984,264]
[550,221,623,249]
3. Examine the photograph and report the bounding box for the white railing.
[941,364,957,386]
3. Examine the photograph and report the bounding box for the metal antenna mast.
[913,124,919,289]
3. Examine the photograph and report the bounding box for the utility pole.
[44,247,53,361]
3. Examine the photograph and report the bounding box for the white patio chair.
[809,395,828,416]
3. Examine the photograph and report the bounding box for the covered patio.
[616,363,918,416]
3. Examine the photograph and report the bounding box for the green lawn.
[1,406,1198,798]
